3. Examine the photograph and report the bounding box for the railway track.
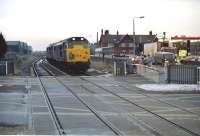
[40,60,123,136]
[32,60,66,135]
[41,59,91,76]
[36,59,200,136]
[41,59,67,76]
[119,83,200,116]
[35,59,124,135]
[80,77,200,136]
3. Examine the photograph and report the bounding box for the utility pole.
[133,16,144,56]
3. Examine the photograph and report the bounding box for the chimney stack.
[117,30,119,36]
[149,31,152,35]
[105,30,109,35]
[101,29,103,35]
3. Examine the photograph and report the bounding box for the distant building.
[6,41,32,55]
[99,30,158,55]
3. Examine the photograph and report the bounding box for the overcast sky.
[0,0,200,51]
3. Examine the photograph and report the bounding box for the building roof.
[6,41,29,46]
[6,41,21,46]
[100,34,157,46]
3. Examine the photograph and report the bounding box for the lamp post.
[133,16,144,56]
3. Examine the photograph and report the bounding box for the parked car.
[153,52,175,65]
[131,56,143,64]
[180,56,200,65]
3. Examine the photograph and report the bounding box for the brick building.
[99,30,158,55]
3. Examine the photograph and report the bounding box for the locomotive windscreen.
[68,37,89,48]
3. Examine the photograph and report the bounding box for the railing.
[91,56,165,79]
[167,64,200,84]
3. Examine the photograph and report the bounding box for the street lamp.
[133,16,145,56]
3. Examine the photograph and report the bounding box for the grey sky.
[0,0,200,51]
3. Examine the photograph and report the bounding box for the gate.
[113,55,136,76]
[114,61,127,76]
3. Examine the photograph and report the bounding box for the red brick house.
[99,30,158,55]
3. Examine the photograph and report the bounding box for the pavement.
[0,74,200,135]
[0,76,32,134]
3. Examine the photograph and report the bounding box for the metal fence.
[91,56,113,65]
[91,56,135,76]
[91,56,200,85]
[0,59,14,76]
[167,64,200,84]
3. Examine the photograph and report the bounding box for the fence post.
[5,61,8,75]
[124,61,127,76]
[114,61,116,76]
[167,65,170,83]
[197,67,200,91]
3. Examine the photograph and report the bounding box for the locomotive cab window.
[83,41,89,48]
[68,42,74,48]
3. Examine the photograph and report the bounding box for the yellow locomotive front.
[66,37,90,72]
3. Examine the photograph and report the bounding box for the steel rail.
[41,61,123,136]
[41,59,68,76]
[80,77,200,136]
[119,83,200,117]
[32,60,66,135]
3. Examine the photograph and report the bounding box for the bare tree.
[0,33,7,58]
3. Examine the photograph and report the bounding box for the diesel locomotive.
[46,37,90,72]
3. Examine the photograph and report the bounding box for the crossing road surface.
[0,61,200,135]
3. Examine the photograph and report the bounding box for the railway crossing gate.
[113,55,136,76]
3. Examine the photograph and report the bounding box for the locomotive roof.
[47,37,88,48]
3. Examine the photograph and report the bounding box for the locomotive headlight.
[69,54,75,59]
